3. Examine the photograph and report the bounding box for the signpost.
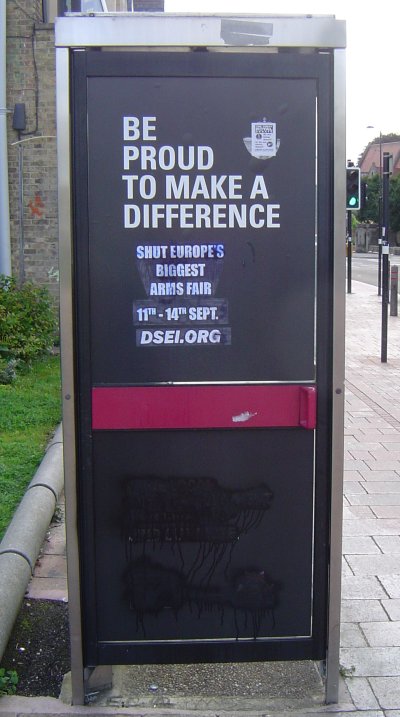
[56,13,346,705]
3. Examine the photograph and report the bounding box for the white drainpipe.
[0,2,11,276]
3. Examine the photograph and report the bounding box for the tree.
[358,175,380,224]
[390,174,400,233]
[358,173,400,238]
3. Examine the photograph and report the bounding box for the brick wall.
[6,1,166,301]
[6,0,59,301]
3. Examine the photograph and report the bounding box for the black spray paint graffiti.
[124,556,277,639]
[121,475,277,637]
[122,475,273,580]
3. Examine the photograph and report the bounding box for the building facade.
[6,0,58,298]
[4,0,164,301]
[359,140,400,178]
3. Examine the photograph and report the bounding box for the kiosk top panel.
[55,14,346,49]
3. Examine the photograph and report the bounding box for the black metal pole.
[347,210,352,294]
[382,152,390,249]
[390,264,398,317]
[381,153,391,363]
[381,243,389,362]
[378,135,383,295]
[378,236,382,296]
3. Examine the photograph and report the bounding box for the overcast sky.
[164,0,400,164]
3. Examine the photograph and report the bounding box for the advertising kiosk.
[56,13,346,705]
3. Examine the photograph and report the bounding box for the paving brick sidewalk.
[340,280,400,714]
[24,279,400,715]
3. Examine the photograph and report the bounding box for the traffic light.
[361,181,368,209]
[346,167,360,210]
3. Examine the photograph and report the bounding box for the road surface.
[349,252,400,288]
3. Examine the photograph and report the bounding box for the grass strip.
[0,355,61,541]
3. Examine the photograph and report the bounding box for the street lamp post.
[378,132,383,296]
[366,126,383,294]
[381,152,392,363]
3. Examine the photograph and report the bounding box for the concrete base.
[0,662,354,715]
[58,661,338,712]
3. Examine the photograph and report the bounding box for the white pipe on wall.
[0,3,11,276]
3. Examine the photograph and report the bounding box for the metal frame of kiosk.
[56,13,346,705]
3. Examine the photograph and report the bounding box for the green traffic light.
[346,166,360,209]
